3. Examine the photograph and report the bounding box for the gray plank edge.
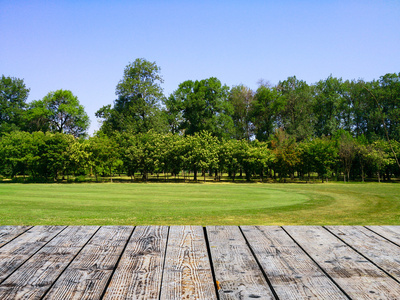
[366,226,400,247]
[0,226,33,248]
[0,226,100,299]
[284,226,400,300]
[243,226,348,300]
[160,226,217,300]
[0,226,67,283]
[43,226,134,300]
[103,226,169,300]
[207,226,275,300]
[326,226,400,283]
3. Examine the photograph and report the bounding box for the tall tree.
[27,90,89,137]
[250,85,279,141]
[376,73,400,141]
[313,75,346,137]
[229,85,254,140]
[167,77,234,139]
[96,58,168,134]
[276,76,315,141]
[0,75,30,134]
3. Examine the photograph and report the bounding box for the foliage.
[88,133,122,182]
[276,76,315,141]
[229,85,254,140]
[1,128,400,183]
[184,131,219,181]
[27,90,89,137]
[97,58,168,134]
[0,75,30,134]
[250,85,279,141]
[167,77,234,139]
[270,129,300,180]
[298,137,338,182]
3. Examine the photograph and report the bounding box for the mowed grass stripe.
[0,182,399,225]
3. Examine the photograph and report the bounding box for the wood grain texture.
[366,226,400,246]
[326,226,400,282]
[241,226,347,300]
[43,226,133,300]
[0,226,99,300]
[0,226,65,283]
[207,226,275,300]
[160,226,217,300]
[285,226,400,299]
[0,226,32,248]
[103,226,168,300]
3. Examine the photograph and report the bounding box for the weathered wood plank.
[0,226,99,299]
[285,226,400,299]
[326,225,400,282]
[103,226,168,300]
[0,226,32,248]
[242,226,347,299]
[0,226,66,283]
[207,226,275,299]
[43,226,133,300]
[366,226,400,246]
[160,226,217,300]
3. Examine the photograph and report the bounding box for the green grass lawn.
[1,182,399,225]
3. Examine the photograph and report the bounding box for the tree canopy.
[96,58,168,134]
[27,89,89,137]
[167,77,234,139]
[0,75,30,134]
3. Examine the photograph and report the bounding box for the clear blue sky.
[1,0,399,135]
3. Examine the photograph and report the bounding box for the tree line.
[0,129,399,182]
[1,58,399,182]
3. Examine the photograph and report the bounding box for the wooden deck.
[1,226,400,299]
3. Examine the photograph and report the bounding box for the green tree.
[218,139,242,181]
[34,132,74,180]
[341,79,369,137]
[0,75,30,134]
[276,76,315,141]
[244,141,275,182]
[369,140,394,182]
[64,138,90,179]
[299,138,338,182]
[229,85,254,140]
[313,75,346,137]
[377,73,400,141]
[127,131,164,181]
[97,58,168,134]
[270,129,300,181]
[27,90,89,137]
[163,133,186,178]
[168,78,234,139]
[336,130,357,182]
[250,85,279,141]
[0,131,35,178]
[184,131,219,181]
[88,133,122,182]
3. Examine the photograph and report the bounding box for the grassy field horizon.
[1,182,399,225]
